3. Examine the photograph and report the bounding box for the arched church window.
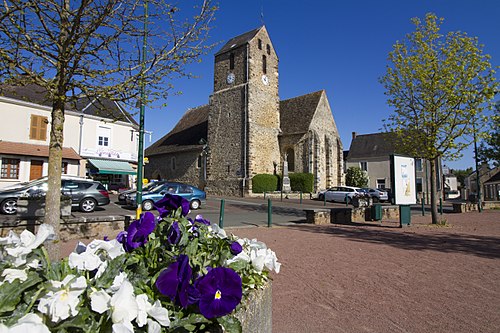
[258,39,262,50]
[266,44,271,55]
[262,55,267,74]
[171,157,176,171]
[286,148,295,172]
[229,53,234,70]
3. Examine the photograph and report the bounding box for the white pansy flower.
[135,294,170,328]
[112,322,134,333]
[208,224,227,239]
[37,275,87,323]
[110,280,138,325]
[4,225,55,267]
[1,268,27,284]
[69,251,104,271]
[2,313,50,333]
[90,289,111,314]
[109,272,128,293]
[86,239,125,259]
[0,230,20,245]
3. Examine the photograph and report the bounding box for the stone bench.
[303,209,331,225]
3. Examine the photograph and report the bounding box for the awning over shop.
[87,158,136,175]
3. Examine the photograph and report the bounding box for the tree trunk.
[429,159,439,224]
[44,100,66,260]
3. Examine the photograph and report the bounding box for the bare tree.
[0,0,216,258]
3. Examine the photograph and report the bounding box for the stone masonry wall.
[146,150,204,188]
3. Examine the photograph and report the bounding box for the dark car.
[117,180,168,204]
[127,182,206,211]
[0,176,110,214]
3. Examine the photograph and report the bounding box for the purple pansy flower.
[117,212,156,252]
[156,255,193,308]
[155,194,190,217]
[230,241,242,255]
[195,267,242,319]
[194,214,210,226]
[167,221,181,245]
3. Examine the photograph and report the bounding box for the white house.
[0,84,139,190]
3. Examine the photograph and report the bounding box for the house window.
[229,53,234,70]
[266,44,271,55]
[262,55,267,74]
[97,126,111,147]
[171,157,176,171]
[360,161,367,172]
[62,162,68,174]
[1,158,20,179]
[30,114,48,141]
[377,179,386,189]
[415,158,423,172]
[258,39,262,50]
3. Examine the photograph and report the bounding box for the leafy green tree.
[478,101,500,166]
[345,166,369,188]
[451,167,473,189]
[0,0,216,259]
[380,13,498,224]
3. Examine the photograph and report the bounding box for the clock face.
[226,73,235,84]
[261,75,269,85]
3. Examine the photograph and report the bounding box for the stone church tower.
[206,26,281,195]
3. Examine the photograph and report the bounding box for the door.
[29,160,44,180]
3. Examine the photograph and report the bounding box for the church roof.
[215,26,262,56]
[280,90,324,135]
[346,132,398,160]
[145,104,209,156]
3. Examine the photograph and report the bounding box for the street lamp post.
[136,0,148,219]
[473,127,482,213]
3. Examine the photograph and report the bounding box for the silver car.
[361,188,389,202]
[318,186,363,204]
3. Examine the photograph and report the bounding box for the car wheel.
[142,200,154,211]
[373,196,379,203]
[1,199,17,215]
[318,194,324,201]
[79,198,97,213]
[190,199,201,210]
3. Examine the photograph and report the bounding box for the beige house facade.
[145,26,344,195]
[0,84,139,190]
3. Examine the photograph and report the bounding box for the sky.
[142,0,500,171]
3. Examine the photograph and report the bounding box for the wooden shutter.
[30,115,47,140]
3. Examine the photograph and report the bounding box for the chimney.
[352,132,357,140]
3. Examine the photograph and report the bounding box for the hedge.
[289,173,314,193]
[252,174,279,193]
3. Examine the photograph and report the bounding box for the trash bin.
[371,204,382,221]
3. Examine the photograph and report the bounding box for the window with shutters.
[30,115,48,141]
[1,158,20,179]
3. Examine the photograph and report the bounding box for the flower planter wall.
[17,198,71,217]
[235,280,272,333]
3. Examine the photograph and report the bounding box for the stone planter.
[352,197,372,208]
[235,280,272,333]
[17,197,72,218]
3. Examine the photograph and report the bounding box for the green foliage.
[252,174,279,193]
[380,13,498,162]
[451,167,473,189]
[345,167,369,187]
[289,173,314,193]
[478,101,500,166]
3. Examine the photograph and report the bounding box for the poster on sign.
[390,155,417,205]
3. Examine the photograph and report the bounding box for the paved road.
[0,194,456,228]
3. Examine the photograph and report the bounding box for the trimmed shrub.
[252,174,279,193]
[289,173,314,193]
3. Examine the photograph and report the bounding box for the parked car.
[0,176,110,214]
[127,182,206,211]
[317,186,363,204]
[117,180,168,204]
[361,188,389,202]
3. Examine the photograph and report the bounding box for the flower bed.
[0,194,280,332]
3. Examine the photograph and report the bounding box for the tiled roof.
[214,26,262,56]
[0,84,137,126]
[280,90,324,135]
[145,105,209,156]
[0,141,81,160]
[346,132,399,159]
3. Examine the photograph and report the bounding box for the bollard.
[219,199,225,228]
[267,198,272,228]
[421,198,425,216]
[300,192,303,204]
[439,198,443,215]
[280,191,283,202]
[264,191,266,199]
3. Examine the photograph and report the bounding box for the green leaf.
[217,315,242,333]
[0,272,43,313]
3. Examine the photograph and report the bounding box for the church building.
[145,26,343,196]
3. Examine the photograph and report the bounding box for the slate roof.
[0,141,81,160]
[0,84,137,126]
[346,132,399,160]
[280,90,324,135]
[214,26,262,56]
[145,105,209,156]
